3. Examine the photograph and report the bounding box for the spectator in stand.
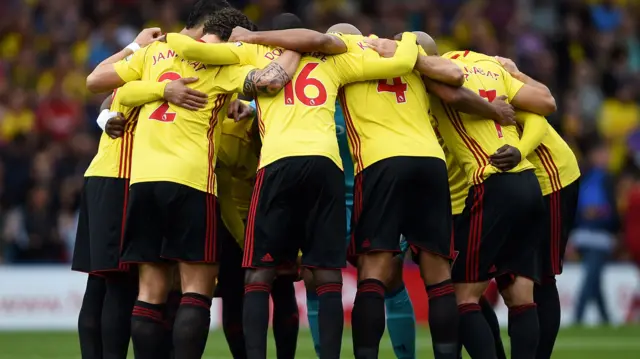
[572,136,619,325]
[2,185,65,263]
[1,88,35,144]
[35,81,82,142]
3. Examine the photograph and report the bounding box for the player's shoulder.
[328,32,368,52]
[443,50,500,65]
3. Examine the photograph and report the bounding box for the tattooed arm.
[242,50,301,97]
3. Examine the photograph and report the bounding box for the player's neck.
[180,27,202,40]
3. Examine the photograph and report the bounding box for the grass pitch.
[0,326,639,358]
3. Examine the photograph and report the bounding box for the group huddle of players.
[71,1,581,359]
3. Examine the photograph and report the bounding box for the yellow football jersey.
[429,57,534,186]
[167,32,419,169]
[217,117,259,246]
[84,88,140,179]
[113,41,256,195]
[333,33,444,174]
[431,115,468,215]
[520,118,581,196]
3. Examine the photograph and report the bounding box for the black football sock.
[223,291,247,359]
[316,282,344,359]
[479,296,507,359]
[243,283,271,359]
[101,273,137,359]
[426,280,458,359]
[78,275,106,359]
[534,278,560,359]
[271,278,299,359]
[508,303,539,359]
[131,300,166,359]
[351,279,385,359]
[458,303,497,359]
[163,290,182,359]
[173,292,212,359]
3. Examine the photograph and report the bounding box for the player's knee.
[311,268,342,285]
[500,275,534,307]
[244,268,276,285]
[386,256,405,293]
[138,263,171,303]
[179,262,219,297]
[454,282,487,305]
[418,251,451,285]
[358,252,394,284]
[302,267,316,292]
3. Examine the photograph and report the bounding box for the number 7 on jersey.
[479,89,503,138]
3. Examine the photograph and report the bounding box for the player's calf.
[498,275,539,359]
[416,251,458,359]
[534,276,560,359]
[353,252,393,359]
[271,277,299,359]
[78,275,106,359]
[243,268,277,359]
[385,255,416,359]
[173,263,218,359]
[101,272,137,359]
[132,264,171,359]
[311,268,344,359]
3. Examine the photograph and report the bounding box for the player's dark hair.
[203,7,255,40]
[270,13,302,30]
[185,0,232,29]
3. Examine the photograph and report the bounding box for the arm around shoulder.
[242,51,301,97]
[511,84,557,116]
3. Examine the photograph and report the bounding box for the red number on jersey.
[377,77,408,103]
[478,89,503,138]
[149,72,182,123]
[283,63,327,106]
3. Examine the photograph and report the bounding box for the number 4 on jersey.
[377,77,407,103]
[479,89,503,138]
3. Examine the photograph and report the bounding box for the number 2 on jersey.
[377,77,407,103]
[284,63,327,106]
[479,89,503,138]
[149,72,182,123]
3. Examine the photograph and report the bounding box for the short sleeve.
[113,48,146,82]
[505,70,525,101]
[217,64,258,94]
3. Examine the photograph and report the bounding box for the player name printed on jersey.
[113,40,256,195]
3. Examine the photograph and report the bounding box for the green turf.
[0,326,639,358]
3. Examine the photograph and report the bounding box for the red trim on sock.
[427,284,455,299]
[316,283,343,295]
[244,283,271,294]
[509,303,537,317]
[357,282,385,296]
[458,303,481,315]
[132,306,163,323]
[180,297,211,310]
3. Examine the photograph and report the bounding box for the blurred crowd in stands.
[0,0,640,266]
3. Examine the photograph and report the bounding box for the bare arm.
[415,55,464,87]
[511,84,557,116]
[495,56,557,116]
[242,51,301,97]
[424,78,513,124]
[231,28,347,54]
[100,94,114,112]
